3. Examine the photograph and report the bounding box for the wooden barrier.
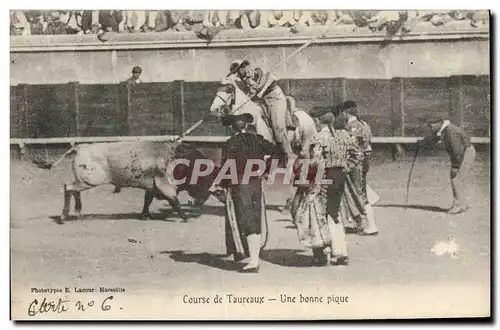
[9,75,490,161]
[10,135,491,158]
[9,76,491,140]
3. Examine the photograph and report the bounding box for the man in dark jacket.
[219,113,279,273]
[126,66,142,88]
[418,117,476,214]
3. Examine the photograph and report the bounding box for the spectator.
[154,11,169,32]
[66,11,83,34]
[45,11,67,35]
[10,10,489,36]
[127,66,143,88]
[81,10,100,34]
[335,10,371,27]
[414,10,453,27]
[10,10,30,36]
[203,11,223,28]
[245,10,261,29]
[367,10,405,34]
[125,10,146,32]
[351,10,378,29]
[258,10,292,28]
[469,10,489,28]
[25,11,45,35]
[187,11,205,31]
[214,11,243,29]
[169,10,191,32]
[146,11,157,31]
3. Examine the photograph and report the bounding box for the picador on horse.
[226,59,299,164]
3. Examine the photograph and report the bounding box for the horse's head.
[209,78,236,118]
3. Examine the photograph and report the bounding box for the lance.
[405,144,420,210]
[175,35,325,141]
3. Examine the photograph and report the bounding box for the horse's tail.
[32,146,78,170]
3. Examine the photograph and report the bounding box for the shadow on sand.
[160,249,318,269]
[159,250,241,272]
[49,210,203,224]
[375,204,448,213]
[260,249,314,268]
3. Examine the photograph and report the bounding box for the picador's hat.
[221,113,254,126]
[227,59,250,77]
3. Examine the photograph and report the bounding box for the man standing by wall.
[126,66,143,88]
[112,65,144,194]
[417,117,476,214]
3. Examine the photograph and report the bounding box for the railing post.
[390,77,405,159]
[281,79,291,96]
[16,84,29,138]
[119,82,130,136]
[449,75,464,127]
[172,80,186,135]
[339,77,347,102]
[331,77,346,104]
[68,82,80,137]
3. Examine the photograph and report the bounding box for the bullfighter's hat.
[221,113,254,127]
[419,114,444,125]
[334,100,357,115]
[227,59,250,77]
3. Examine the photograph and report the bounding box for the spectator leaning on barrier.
[469,10,489,28]
[96,10,124,41]
[125,10,146,32]
[154,11,169,32]
[66,11,83,34]
[81,10,99,34]
[10,10,490,36]
[10,10,30,36]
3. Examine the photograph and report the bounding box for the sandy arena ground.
[10,147,491,320]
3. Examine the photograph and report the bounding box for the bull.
[34,141,218,224]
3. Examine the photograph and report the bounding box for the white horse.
[209,78,318,160]
[209,78,318,211]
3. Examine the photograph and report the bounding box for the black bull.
[35,141,220,224]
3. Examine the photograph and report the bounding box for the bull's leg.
[60,184,72,224]
[166,195,188,223]
[61,181,92,222]
[140,189,155,220]
[74,191,82,220]
[154,176,188,222]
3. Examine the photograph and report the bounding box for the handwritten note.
[27,286,126,317]
[28,295,116,316]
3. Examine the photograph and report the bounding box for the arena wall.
[10,24,491,141]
